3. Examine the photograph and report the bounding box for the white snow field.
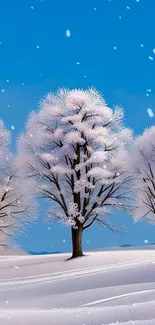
[0,249,155,324]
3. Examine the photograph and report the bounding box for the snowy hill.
[28,251,61,255]
[28,245,155,255]
[0,248,155,324]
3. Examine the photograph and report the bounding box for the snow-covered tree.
[0,120,35,247]
[18,88,133,258]
[130,126,155,224]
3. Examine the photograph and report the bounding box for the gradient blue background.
[0,0,155,253]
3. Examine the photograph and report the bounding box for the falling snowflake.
[1,89,5,92]
[147,108,154,118]
[148,56,154,60]
[66,30,71,37]
[31,6,34,9]
[84,75,87,78]
[22,83,25,86]
[119,16,122,19]
[153,49,155,54]
[11,125,15,130]
[76,62,80,65]
[141,44,144,47]
[48,227,51,230]
[136,0,140,2]
[63,239,66,243]
[94,7,96,11]
[126,6,130,10]
[146,88,151,92]
[36,45,40,49]
[114,46,117,50]
[146,93,149,97]
[6,79,9,82]
[144,239,148,243]
[14,265,19,269]
[6,301,9,304]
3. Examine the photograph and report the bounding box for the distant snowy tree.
[18,88,133,258]
[0,120,35,247]
[130,126,155,224]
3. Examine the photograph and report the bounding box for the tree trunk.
[71,225,83,258]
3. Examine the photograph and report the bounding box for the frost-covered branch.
[0,120,36,247]
[130,126,155,224]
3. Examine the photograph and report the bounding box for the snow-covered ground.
[0,249,155,324]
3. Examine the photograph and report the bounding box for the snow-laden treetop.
[131,126,155,223]
[18,88,132,230]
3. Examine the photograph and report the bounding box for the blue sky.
[0,0,155,252]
